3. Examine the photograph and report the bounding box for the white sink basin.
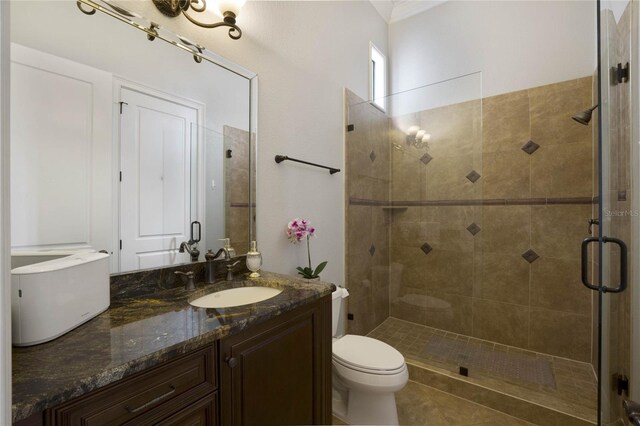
[190,286,282,308]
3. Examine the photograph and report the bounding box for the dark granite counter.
[12,271,333,422]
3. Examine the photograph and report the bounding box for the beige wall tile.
[419,100,482,159]
[472,299,529,347]
[475,252,530,305]
[531,205,592,259]
[390,284,427,325]
[422,249,474,297]
[421,206,478,253]
[477,206,530,254]
[482,90,530,154]
[425,154,479,200]
[424,292,473,335]
[529,308,591,361]
[530,142,593,198]
[482,150,531,199]
[391,150,424,201]
[529,77,592,147]
[530,257,591,315]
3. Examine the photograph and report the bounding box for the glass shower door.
[594,1,633,424]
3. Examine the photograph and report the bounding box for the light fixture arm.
[181,9,242,40]
[152,0,243,40]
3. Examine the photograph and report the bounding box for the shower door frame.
[594,0,638,424]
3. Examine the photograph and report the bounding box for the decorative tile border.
[349,197,597,207]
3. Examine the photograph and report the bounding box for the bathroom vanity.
[12,271,333,425]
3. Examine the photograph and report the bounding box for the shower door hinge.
[119,171,122,182]
[612,62,630,85]
[347,124,355,132]
[119,240,123,250]
[617,374,630,396]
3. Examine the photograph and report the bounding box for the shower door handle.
[580,236,628,293]
[581,237,599,291]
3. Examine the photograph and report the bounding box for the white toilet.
[331,287,409,425]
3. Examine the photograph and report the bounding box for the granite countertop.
[12,271,333,422]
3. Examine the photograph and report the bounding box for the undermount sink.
[189,286,283,309]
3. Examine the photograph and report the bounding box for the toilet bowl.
[331,288,408,425]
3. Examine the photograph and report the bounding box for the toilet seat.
[332,335,405,375]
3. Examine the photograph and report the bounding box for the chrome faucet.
[179,241,200,262]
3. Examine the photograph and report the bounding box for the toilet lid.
[332,335,405,373]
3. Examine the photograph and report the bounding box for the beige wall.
[389,77,595,362]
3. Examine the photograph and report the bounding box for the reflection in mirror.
[9,0,256,273]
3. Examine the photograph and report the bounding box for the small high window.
[369,42,386,111]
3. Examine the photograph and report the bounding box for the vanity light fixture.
[152,0,245,40]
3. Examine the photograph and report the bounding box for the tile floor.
[333,380,534,425]
[368,317,597,422]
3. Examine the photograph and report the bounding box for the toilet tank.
[332,287,349,337]
[11,252,110,346]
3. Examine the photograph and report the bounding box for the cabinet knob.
[225,356,237,368]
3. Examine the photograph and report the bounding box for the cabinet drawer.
[50,346,216,426]
[154,393,217,426]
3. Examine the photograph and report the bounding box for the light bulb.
[210,0,246,17]
[416,130,426,140]
[407,126,420,136]
[422,134,431,143]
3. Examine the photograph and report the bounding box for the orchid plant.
[287,218,327,279]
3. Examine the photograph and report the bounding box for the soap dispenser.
[219,238,236,259]
[246,240,262,278]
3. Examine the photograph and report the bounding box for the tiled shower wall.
[224,125,251,255]
[389,77,594,362]
[345,89,391,335]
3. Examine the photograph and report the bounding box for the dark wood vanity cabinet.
[46,346,218,426]
[32,296,331,426]
[220,296,332,426]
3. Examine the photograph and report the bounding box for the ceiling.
[369,0,447,23]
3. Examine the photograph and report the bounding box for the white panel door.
[120,88,197,272]
[10,44,112,251]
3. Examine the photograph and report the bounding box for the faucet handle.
[174,271,196,290]
[226,261,241,281]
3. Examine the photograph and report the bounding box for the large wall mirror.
[9,0,257,273]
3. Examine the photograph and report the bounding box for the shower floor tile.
[368,317,597,423]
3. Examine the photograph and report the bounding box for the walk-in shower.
[345,71,599,424]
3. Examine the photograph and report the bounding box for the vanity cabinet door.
[219,297,332,426]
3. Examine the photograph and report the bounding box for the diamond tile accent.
[521,249,539,263]
[369,244,376,256]
[369,151,377,163]
[420,153,433,165]
[420,243,433,255]
[466,223,481,236]
[521,140,540,155]
[465,170,481,183]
